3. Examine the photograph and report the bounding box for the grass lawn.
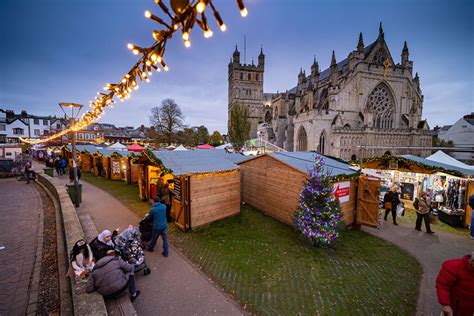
[82,173,422,315]
[397,207,469,237]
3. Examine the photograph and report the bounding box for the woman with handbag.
[384,186,400,225]
[415,192,435,234]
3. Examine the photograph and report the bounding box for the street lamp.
[59,102,83,207]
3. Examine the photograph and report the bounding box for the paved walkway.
[0,178,42,315]
[39,164,243,316]
[363,220,473,316]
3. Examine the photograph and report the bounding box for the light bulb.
[156,55,162,63]
[146,78,150,82]
[148,71,153,76]
[196,1,206,13]
[220,23,227,32]
[146,60,152,66]
[184,40,191,48]
[151,54,158,61]
[204,29,213,38]
[164,65,169,71]
[240,8,248,17]
[144,10,152,18]
[127,43,134,50]
[133,49,139,55]
[182,31,190,41]
[134,85,139,90]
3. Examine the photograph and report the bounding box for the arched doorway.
[297,127,307,151]
[351,154,357,161]
[384,151,391,156]
[264,111,272,123]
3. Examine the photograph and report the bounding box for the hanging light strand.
[21,0,247,145]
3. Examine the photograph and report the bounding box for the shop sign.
[112,161,120,174]
[389,159,398,170]
[333,181,351,203]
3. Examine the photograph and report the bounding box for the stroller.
[114,226,151,275]
[139,215,154,244]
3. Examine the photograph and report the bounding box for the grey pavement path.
[363,220,473,316]
[40,163,243,316]
[0,178,41,315]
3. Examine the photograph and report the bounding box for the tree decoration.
[294,154,343,247]
[20,0,248,145]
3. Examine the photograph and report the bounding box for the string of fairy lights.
[20,0,248,145]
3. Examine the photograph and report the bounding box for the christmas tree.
[294,154,343,247]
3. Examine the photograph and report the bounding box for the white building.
[437,113,474,162]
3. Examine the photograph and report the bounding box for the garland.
[355,155,465,178]
[130,149,172,174]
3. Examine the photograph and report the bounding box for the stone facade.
[227,24,432,159]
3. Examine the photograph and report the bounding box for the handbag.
[429,213,437,224]
[384,202,392,209]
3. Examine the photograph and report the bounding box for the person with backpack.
[415,191,434,234]
[384,186,400,225]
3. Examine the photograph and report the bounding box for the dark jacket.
[86,256,134,296]
[436,255,474,315]
[145,202,167,230]
[383,191,400,209]
[90,237,116,262]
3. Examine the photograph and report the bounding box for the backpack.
[413,198,419,210]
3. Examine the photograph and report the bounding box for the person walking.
[415,192,435,234]
[384,186,400,225]
[145,195,169,257]
[163,182,173,223]
[96,158,103,178]
[435,252,474,316]
[86,253,141,302]
[60,157,67,175]
[55,157,62,175]
[469,194,474,240]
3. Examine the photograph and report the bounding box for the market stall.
[360,155,474,227]
[237,152,360,226]
[132,149,246,230]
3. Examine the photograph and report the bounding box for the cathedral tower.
[228,46,265,139]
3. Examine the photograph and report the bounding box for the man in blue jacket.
[146,195,169,257]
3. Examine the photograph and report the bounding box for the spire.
[311,55,319,76]
[402,41,409,55]
[234,45,239,53]
[331,50,337,68]
[357,32,364,52]
[414,72,420,85]
[258,45,265,69]
[232,45,240,63]
[378,22,384,39]
[299,67,304,75]
[259,45,264,57]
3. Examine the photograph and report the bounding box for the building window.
[366,83,395,129]
[34,129,40,136]
[43,119,48,125]
[56,124,61,129]
[255,74,259,81]
[13,128,24,135]
[34,118,39,125]
[248,73,251,80]
[240,73,243,80]
[297,126,307,151]
[318,131,326,155]
[0,123,5,131]
[43,130,49,136]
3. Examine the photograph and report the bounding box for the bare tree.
[228,103,251,151]
[150,99,185,145]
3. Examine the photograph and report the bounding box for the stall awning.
[127,143,144,152]
[196,144,214,149]
[426,150,474,170]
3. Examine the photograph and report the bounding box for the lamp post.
[59,102,83,207]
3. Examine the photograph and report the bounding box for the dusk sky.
[1,0,473,134]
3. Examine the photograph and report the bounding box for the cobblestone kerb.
[36,173,107,315]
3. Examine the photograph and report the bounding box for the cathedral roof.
[287,41,377,94]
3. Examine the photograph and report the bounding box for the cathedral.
[227,24,432,160]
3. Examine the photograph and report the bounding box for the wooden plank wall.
[240,156,356,226]
[101,157,110,179]
[80,153,92,173]
[110,157,122,180]
[190,170,241,228]
[130,163,139,184]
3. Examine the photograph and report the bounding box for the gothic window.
[366,83,395,129]
[240,73,243,80]
[248,73,251,80]
[255,74,259,81]
[297,127,307,151]
[274,106,279,119]
[318,131,326,155]
[373,49,387,65]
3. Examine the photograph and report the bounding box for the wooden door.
[173,176,191,231]
[356,176,380,227]
[465,180,473,226]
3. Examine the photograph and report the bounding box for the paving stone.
[0,178,41,315]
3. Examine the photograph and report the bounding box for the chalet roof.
[237,152,357,177]
[65,144,99,153]
[400,155,474,177]
[149,149,243,176]
[96,149,130,157]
